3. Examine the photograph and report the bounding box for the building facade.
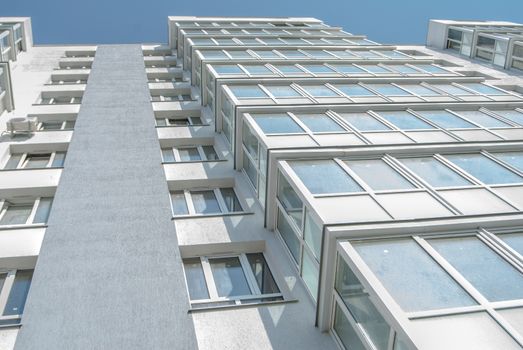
[0,16,522,350]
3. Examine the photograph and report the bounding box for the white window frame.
[162,145,219,162]
[0,269,29,325]
[0,198,42,227]
[171,188,243,216]
[183,253,283,307]
[5,151,65,169]
[38,120,75,130]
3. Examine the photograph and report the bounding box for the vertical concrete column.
[15,45,197,349]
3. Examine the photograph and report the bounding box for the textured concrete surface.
[14,45,197,350]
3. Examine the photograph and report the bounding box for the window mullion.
[196,146,206,161]
[239,253,260,295]
[214,188,228,213]
[201,257,219,300]
[48,152,56,168]
[184,190,196,215]
[173,148,181,162]
[27,198,40,224]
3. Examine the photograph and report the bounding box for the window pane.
[265,85,301,98]
[191,190,221,214]
[183,258,209,300]
[491,110,523,126]
[492,152,523,172]
[416,111,476,129]
[332,65,366,74]
[33,198,53,224]
[335,256,391,350]
[277,173,303,228]
[242,123,258,161]
[290,160,363,194]
[460,83,505,95]
[378,111,434,130]
[367,84,411,96]
[273,65,304,74]
[445,154,523,185]
[300,85,339,97]
[246,253,280,294]
[243,153,258,189]
[171,191,189,215]
[400,157,471,187]
[399,84,441,96]
[347,159,414,191]
[229,85,267,98]
[213,65,243,74]
[219,188,242,212]
[339,112,391,131]
[389,65,419,74]
[178,148,201,161]
[302,250,319,300]
[162,149,175,162]
[433,84,473,95]
[252,114,304,134]
[277,210,301,264]
[242,65,273,75]
[3,270,33,316]
[295,114,344,132]
[24,154,51,169]
[304,210,322,259]
[353,239,476,312]
[333,303,367,350]
[454,110,510,128]
[0,204,33,225]
[334,84,375,97]
[498,233,523,256]
[429,236,523,301]
[202,146,219,161]
[301,64,335,74]
[4,154,22,169]
[209,257,251,297]
[414,64,449,74]
[252,50,279,58]
[52,152,66,167]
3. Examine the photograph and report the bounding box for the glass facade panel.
[220,188,242,212]
[399,84,441,96]
[378,111,434,130]
[347,159,414,190]
[277,173,303,228]
[33,198,53,224]
[445,153,523,185]
[335,84,376,97]
[229,85,267,98]
[498,232,523,256]
[429,236,523,302]
[353,239,476,312]
[492,152,523,172]
[339,112,391,131]
[400,157,471,187]
[171,191,189,215]
[209,257,251,297]
[183,258,210,300]
[191,190,221,214]
[417,111,476,129]
[460,83,505,95]
[277,210,300,263]
[367,84,411,96]
[491,110,523,126]
[333,304,366,350]
[246,253,280,294]
[0,204,33,225]
[252,114,304,134]
[265,85,301,97]
[178,148,201,161]
[295,114,344,132]
[304,210,322,259]
[300,85,339,97]
[433,84,473,95]
[290,160,363,194]
[3,270,33,316]
[455,110,510,128]
[301,250,319,300]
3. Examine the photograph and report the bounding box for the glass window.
[491,110,523,126]
[289,160,362,194]
[301,64,336,74]
[454,110,511,128]
[378,111,434,130]
[191,190,221,214]
[335,256,391,350]
[277,210,301,263]
[228,85,267,99]
[498,232,523,256]
[432,84,473,96]
[295,114,344,132]
[416,110,476,129]
[388,65,419,74]
[3,270,33,316]
[33,198,52,224]
[183,258,210,300]
[209,257,251,297]
[492,152,523,172]
[227,50,253,59]
[273,65,305,74]
[347,159,414,190]
[219,188,242,212]
[277,173,303,228]
[278,50,308,58]
[242,123,258,161]
[302,50,334,58]
[460,83,505,96]
[429,236,523,301]
[399,84,441,96]
[202,146,219,161]
[333,304,367,350]
[0,204,33,225]
[162,149,175,162]
[302,250,319,300]
[52,152,66,167]
[366,84,411,96]
[413,64,449,74]
[353,239,476,312]
[304,210,322,259]
[360,65,392,74]
[400,157,471,187]
[331,65,367,74]
[171,191,189,215]
[4,154,22,170]
[23,154,51,168]
[178,148,201,161]
[252,50,280,58]
[246,253,280,294]
[445,153,523,185]
[212,65,243,74]
[300,85,339,97]
[265,85,301,98]
[252,114,304,134]
[335,84,376,97]
[338,112,390,131]
[242,65,273,75]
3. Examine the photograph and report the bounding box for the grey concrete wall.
[14,45,198,350]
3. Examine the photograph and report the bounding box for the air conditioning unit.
[6,116,38,136]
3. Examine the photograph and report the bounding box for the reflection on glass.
[252,114,304,134]
[290,160,363,194]
[378,111,434,130]
[333,303,366,350]
[246,253,279,294]
[3,270,33,316]
[338,112,391,131]
[183,258,209,300]
[417,111,476,129]
[191,190,221,214]
[296,114,344,132]
[498,232,523,256]
[0,204,32,225]
[400,157,471,187]
[277,210,301,264]
[171,191,189,215]
[209,257,251,297]
[445,153,523,185]
[277,173,303,228]
[347,159,414,191]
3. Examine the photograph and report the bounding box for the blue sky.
[4,0,523,45]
